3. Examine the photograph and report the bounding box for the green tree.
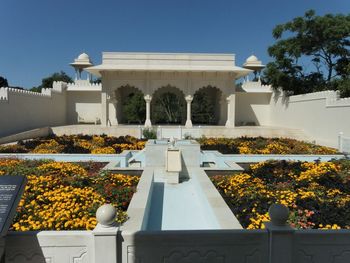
[31,71,73,92]
[122,91,146,124]
[153,92,184,124]
[0,76,8,87]
[192,90,215,124]
[263,10,350,96]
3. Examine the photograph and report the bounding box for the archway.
[115,85,145,124]
[151,85,186,125]
[192,86,222,125]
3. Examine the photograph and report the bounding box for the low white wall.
[0,127,51,144]
[269,91,350,147]
[0,82,67,138]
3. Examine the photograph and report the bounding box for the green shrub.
[142,128,157,139]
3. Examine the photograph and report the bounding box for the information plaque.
[0,176,27,236]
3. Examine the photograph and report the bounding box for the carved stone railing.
[67,80,102,91]
[2,203,350,263]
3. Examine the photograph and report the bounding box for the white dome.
[246,55,258,63]
[243,54,265,69]
[78,53,89,60]
[70,52,93,67]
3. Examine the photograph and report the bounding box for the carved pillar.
[185,95,193,128]
[144,94,152,127]
[225,94,235,127]
[101,88,108,126]
[109,96,118,126]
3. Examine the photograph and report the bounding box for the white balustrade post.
[264,204,294,263]
[338,132,344,153]
[93,204,118,263]
[185,95,193,128]
[157,125,161,139]
[138,125,142,139]
[144,94,152,127]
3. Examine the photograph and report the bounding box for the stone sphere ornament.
[96,204,117,227]
[268,204,289,226]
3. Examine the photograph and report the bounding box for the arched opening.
[151,85,186,124]
[192,86,222,125]
[115,85,145,124]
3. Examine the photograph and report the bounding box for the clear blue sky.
[0,0,349,88]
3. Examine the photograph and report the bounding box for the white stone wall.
[269,90,350,147]
[67,91,101,124]
[0,82,67,138]
[235,92,272,126]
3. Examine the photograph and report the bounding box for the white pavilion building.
[66,52,271,128]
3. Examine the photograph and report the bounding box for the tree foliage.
[31,71,73,92]
[0,76,8,88]
[122,91,146,124]
[192,90,216,124]
[263,10,350,96]
[153,92,184,124]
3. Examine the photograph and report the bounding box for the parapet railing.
[2,203,350,263]
[0,81,67,102]
[277,89,350,108]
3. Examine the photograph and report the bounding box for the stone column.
[109,97,118,126]
[101,89,108,126]
[225,94,235,127]
[144,94,152,127]
[185,95,193,128]
[225,96,231,127]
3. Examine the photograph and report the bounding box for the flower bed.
[0,159,139,231]
[198,137,338,154]
[211,159,350,229]
[0,135,338,155]
[0,134,146,154]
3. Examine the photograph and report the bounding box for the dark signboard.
[0,176,27,236]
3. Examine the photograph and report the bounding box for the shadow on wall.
[273,89,290,108]
[235,93,272,126]
[130,230,268,263]
[5,234,46,262]
[180,154,190,181]
[236,106,260,126]
[145,182,164,231]
[0,126,54,145]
